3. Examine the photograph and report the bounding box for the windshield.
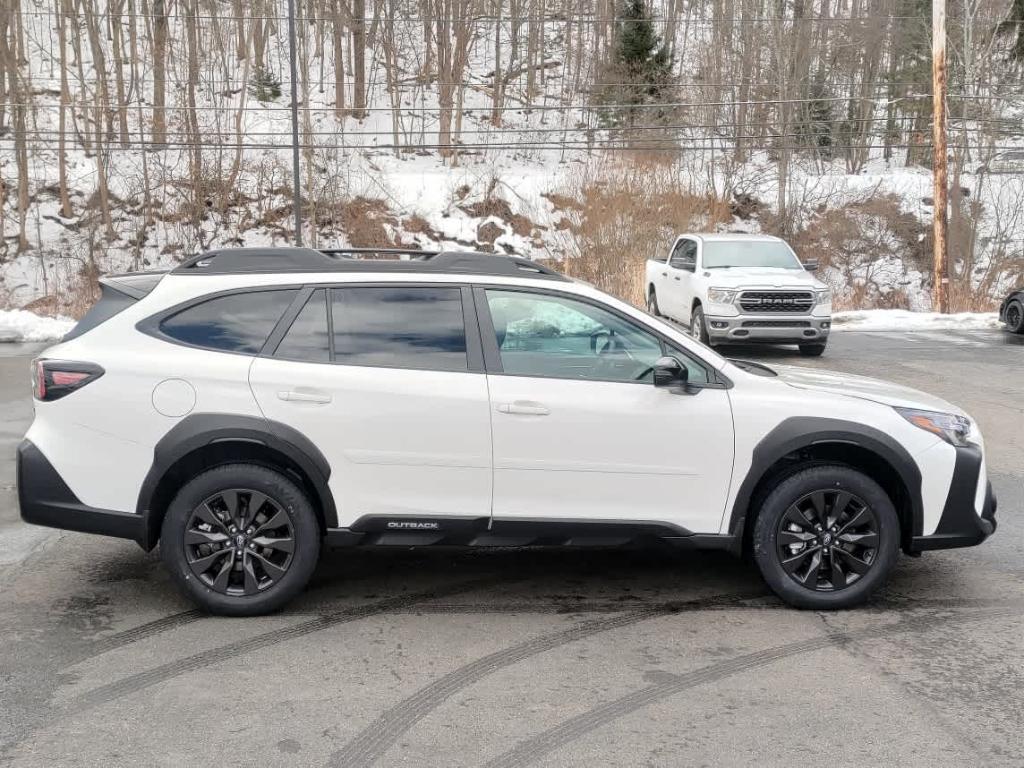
[702,241,802,269]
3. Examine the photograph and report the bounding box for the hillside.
[1,0,1023,313]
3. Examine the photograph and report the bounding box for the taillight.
[32,359,105,401]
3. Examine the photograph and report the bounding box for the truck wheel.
[691,305,712,345]
[1005,299,1024,334]
[799,343,827,357]
[647,289,662,317]
[752,465,900,609]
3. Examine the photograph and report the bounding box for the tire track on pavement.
[66,575,506,715]
[327,591,767,768]
[85,609,206,657]
[482,605,1023,768]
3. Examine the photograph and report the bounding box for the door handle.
[278,390,332,404]
[497,401,550,416]
[661,272,668,277]
[674,276,681,280]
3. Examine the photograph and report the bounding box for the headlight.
[707,288,737,304]
[895,407,972,446]
[815,289,832,306]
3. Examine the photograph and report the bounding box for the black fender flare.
[136,413,337,547]
[727,417,923,542]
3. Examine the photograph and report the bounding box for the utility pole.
[932,0,949,313]
[287,0,303,246]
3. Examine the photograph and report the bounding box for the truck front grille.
[739,291,814,314]
[741,320,812,328]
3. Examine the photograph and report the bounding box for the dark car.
[999,289,1024,334]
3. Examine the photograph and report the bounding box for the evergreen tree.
[248,65,282,103]
[594,0,676,133]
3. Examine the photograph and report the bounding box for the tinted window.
[160,289,298,353]
[332,287,467,371]
[486,289,711,384]
[670,240,696,269]
[702,240,801,269]
[276,289,330,362]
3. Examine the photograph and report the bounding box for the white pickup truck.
[645,233,833,356]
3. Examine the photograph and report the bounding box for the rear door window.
[159,289,298,353]
[275,289,330,362]
[331,286,468,371]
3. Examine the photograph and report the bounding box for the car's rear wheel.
[799,342,827,356]
[753,465,900,609]
[161,464,320,616]
[1005,299,1024,334]
[647,289,661,317]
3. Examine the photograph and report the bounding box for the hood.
[700,267,826,290]
[768,363,966,415]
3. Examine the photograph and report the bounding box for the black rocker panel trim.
[18,440,147,545]
[910,444,996,551]
[137,414,337,549]
[728,417,924,546]
[323,515,733,550]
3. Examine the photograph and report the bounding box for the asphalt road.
[1,330,1022,767]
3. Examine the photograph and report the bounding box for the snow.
[832,309,1001,331]
[0,311,75,343]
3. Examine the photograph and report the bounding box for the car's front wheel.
[161,464,320,616]
[752,465,900,609]
[1005,299,1024,334]
[691,305,712,345]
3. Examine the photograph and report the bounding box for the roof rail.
[320,247,441,260]
[171,247,567,280]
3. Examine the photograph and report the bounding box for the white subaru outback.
[18,248,996,615]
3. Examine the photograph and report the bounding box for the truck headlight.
[707,288,737,304]
[895,407,972,446]
[815,289,832,306]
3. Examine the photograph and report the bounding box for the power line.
[4,95,941,112]
[26,74,1016,89]
[9,121,1007,141]
[5,136,1006,151]
[14,9,1023,23]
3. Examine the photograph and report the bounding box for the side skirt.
[324,516,738,552]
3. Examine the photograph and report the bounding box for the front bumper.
[17,439,148,547]
[909,444,997,552]
[706,314,831,344]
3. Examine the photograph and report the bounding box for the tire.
[647,289,662,317]
[160,464,321,616]
[690,304,712,345]
[1005,299,1024,334]
[799,342,827,357]
[752,465,900,609]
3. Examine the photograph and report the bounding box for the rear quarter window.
[158,289,298,353]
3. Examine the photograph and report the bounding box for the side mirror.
[653,356,696,394]
[803,259,819,272]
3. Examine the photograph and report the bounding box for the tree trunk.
[351,0,367,117]
[56,0,73,218]
[152,0,169,144]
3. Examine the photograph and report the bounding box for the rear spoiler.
[100,271,168,299]
[62,271,168,342]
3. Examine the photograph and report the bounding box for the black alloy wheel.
[776,489,879,592]
[753,464,900,609]
[185,489,295,596]
[162,463,320,615]
[1006,299,1024,334]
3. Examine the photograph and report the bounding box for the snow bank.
[0,310,75,343]
[832,309,1001,331]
